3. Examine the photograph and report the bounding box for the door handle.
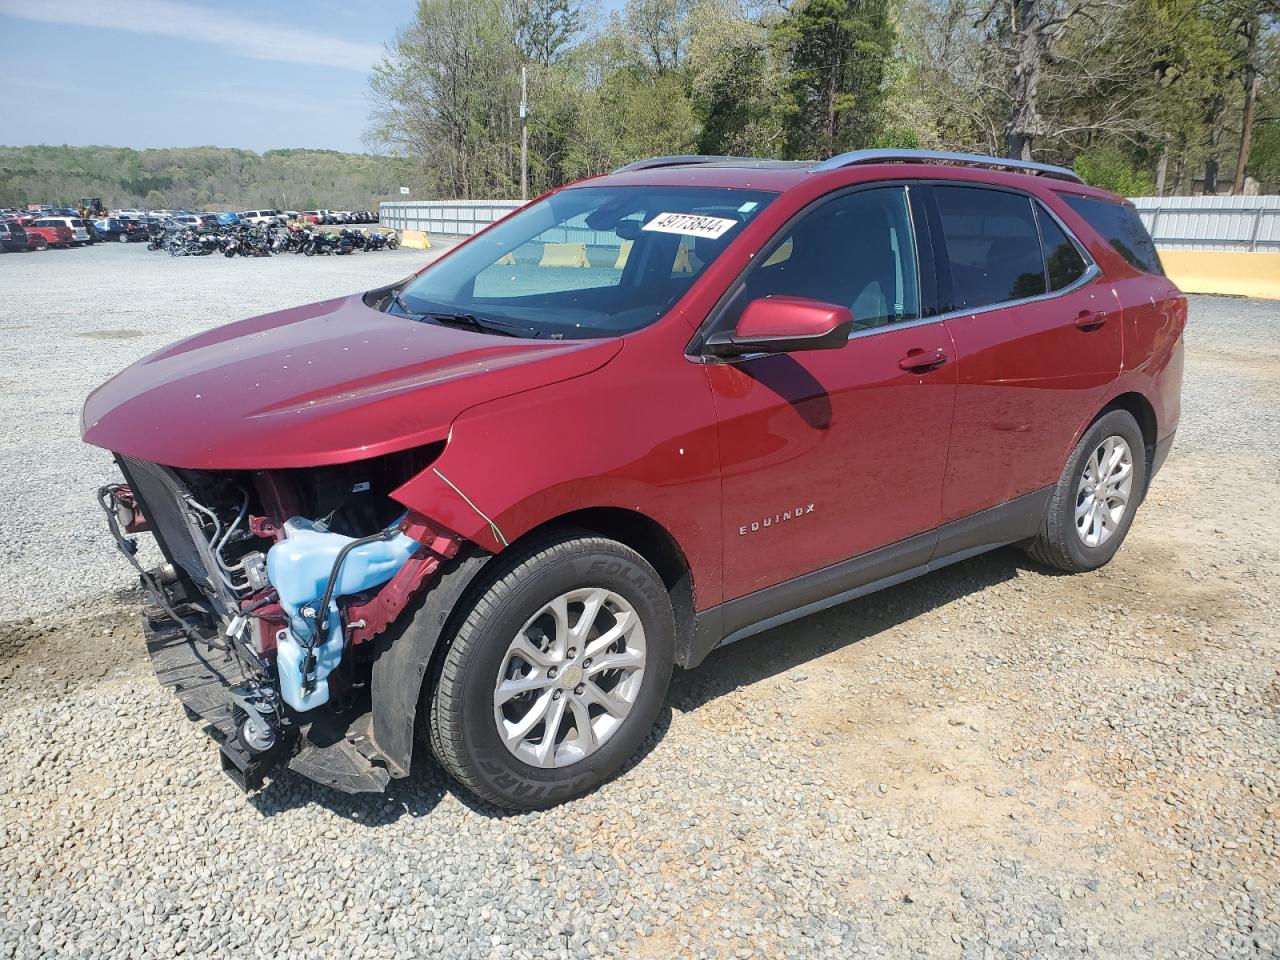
[898,347,949,372]
[1074,311,1107,331]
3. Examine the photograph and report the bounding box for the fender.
[369,547,491,777]
[390,336,726,608]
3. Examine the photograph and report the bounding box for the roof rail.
[611,155,750,174]
[811,148,1082,184]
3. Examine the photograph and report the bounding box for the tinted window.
[1062,194,1163,276]
[1037,206,1089,291]
[733,187,919,331]
[934,186,1045,309]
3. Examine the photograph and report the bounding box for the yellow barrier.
[614,239,632,270]
[398,229,431,250]
[672,243,693,274]
[1158,249,1280,299]
[496,251,516,265]
[540,242,590,267]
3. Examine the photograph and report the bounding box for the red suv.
[83,150,1184,808]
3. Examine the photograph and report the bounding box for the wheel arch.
[504,506,697,665]
[1099,391,1158,478]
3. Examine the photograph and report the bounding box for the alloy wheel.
[493,587,647,769]
[1075,435,1134,548]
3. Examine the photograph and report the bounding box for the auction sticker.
[641,212,738,239]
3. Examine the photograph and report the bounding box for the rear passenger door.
[923,183,1122,523]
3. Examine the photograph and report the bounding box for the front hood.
[82,293,622,469]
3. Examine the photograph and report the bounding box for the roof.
[586,149,1093,196]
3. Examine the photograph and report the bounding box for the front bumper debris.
[143,589,393,795]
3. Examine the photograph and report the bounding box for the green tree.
[774,0,896,160]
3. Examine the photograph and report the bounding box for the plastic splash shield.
[267,518,421,712]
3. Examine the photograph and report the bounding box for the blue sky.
[0,0,426,153]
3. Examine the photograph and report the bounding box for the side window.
[1036,205,1089,291]
[934,186,1046,309]
[1060,194,1164,276]
[735,187,918,332]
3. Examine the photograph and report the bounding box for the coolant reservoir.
[267,518,420,712]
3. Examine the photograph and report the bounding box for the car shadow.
[668,545,1042,715]
[247,705,674,823]
[247,545,1043,821]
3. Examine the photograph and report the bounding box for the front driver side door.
[700,185,957,607]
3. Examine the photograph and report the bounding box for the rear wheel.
[1027,409,1147,572]
[424,533,673,809]
[117,232,129,243]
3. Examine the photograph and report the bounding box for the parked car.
[0,220,29,252]
[25,219,75,248]
[238,209,282,226]
[24,231,49,251]
[83,149,1184,809]
[94,217,148,242]
[115,208,145,220]
[42,216,93,245]
[215,212,242,227]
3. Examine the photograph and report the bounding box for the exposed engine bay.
[96,445,461,791]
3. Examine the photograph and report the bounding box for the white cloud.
[0,0,384,71]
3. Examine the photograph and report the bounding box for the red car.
[83,150,1184,807]
[24,219,75,248]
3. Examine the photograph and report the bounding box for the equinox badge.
[739,504,815,536]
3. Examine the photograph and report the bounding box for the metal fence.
[1130,196,1280,252]
[378,200,524,236]
[383,195,1280,253]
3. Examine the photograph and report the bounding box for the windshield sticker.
[641,212,738,239]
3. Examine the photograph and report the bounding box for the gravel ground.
[0,246,1276,959]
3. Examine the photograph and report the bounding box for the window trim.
[688,181,926,361]
[920,182,1099,323]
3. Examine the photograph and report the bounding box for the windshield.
[395,185,776,339]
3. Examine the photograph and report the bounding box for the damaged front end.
[98,447,460,793]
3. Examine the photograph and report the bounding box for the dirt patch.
[0,592,146,702]
[76,329,145,340]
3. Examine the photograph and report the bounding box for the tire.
[424,532,674,809]
[118,233,129,243]
[1026,408,1147,573]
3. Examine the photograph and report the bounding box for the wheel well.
[1101,392,1157,471]
[520,507,696,662]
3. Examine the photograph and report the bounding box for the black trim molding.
[679,486,1052,668]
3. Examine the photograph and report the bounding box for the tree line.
[367,0,1280,199]
[0,146,408,211]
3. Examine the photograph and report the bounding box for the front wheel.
[424,533,674,809]
[1026,408,1147,572]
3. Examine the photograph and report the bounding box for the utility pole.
[520,65,528,202]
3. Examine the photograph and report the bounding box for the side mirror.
[704,296,853,358]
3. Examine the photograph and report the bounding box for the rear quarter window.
[1061,194,1163,276]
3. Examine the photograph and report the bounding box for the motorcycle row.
[147,222,400,258]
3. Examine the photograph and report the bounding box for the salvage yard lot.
[0,245,1276,959]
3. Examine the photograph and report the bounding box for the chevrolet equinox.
[83,149,1185,808]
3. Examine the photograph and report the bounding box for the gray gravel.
[0,248,1277,960]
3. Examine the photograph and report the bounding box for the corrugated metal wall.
[382,196,1280,253]
[1130,196,1280,252]
[378,200,524,236]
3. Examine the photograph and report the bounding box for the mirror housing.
[704,296,854,358]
